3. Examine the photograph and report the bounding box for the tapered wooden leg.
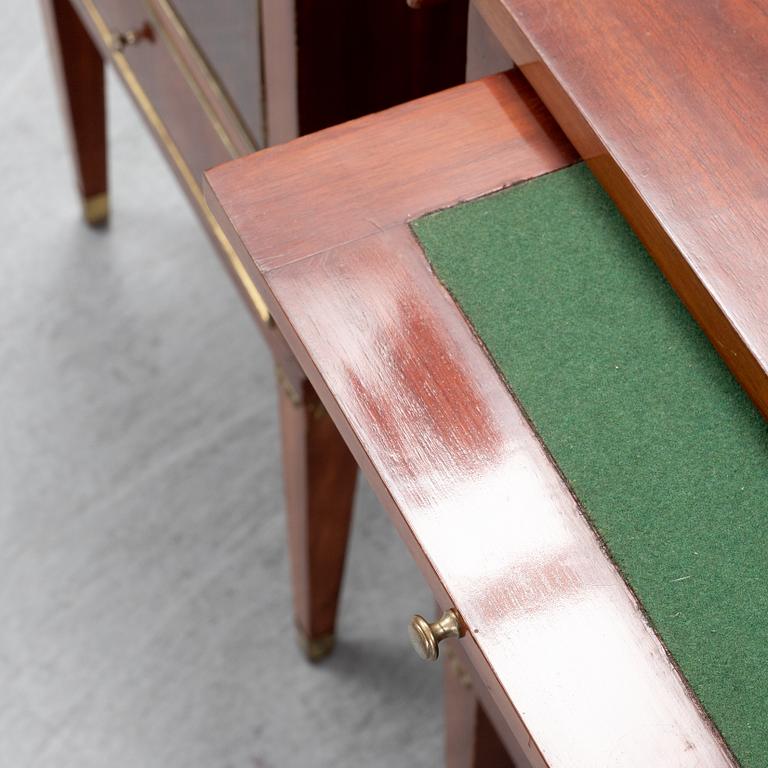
[444,651,516,768]
[41,0,108,226]
[277,371,358,661]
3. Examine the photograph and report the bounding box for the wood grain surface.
[474,0,768,419]
[205,73,736,766]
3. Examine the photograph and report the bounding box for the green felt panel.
[412,163,768,766]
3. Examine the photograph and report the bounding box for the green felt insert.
[412,163,767,766]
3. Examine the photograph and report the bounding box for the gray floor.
[0,5,441,766]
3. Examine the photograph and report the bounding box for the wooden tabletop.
[476,0,768,419]
[205,73,737,767]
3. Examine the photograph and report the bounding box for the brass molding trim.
[295,625,335,662]
[276,365,302,406]
[276,367,328,420]
[83,192,109,226]
[309,399,327,421]
[78,0,270,324]
[443,647,474,691]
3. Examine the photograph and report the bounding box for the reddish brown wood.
[207,72,577,272]
[444,650,516,768]
[205,72,737,766]
[277,374,358,661]
[475,0,768,420]
[41,0,107,224]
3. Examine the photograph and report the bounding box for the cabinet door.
[170,0,264,148]
[262,0,469,144]
[87,0,239,176]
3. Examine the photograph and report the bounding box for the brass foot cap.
[83,193,109,227]
[296,627,335,662]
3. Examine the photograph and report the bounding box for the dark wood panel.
[475,0,768,420]
[261,0,470,145]
[204,72,735,766]
[294,0,469,135]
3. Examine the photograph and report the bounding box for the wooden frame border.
[204,72,736,766]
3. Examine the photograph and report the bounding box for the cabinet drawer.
[78,0,250,185]
[74,0,269,323]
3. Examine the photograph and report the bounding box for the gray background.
[1,4,441,766]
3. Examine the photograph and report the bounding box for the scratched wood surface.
[474,0,768,420]
[205,73,736,767]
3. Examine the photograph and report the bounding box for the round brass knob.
[110,22,154,52]
[408,608,462,661]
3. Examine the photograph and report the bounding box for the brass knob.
[110,22,154,52]
[409,608,462,661]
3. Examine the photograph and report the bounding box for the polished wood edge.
[473,0,768,422]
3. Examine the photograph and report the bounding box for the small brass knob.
[409,608,462,661]
[110,22,154,52]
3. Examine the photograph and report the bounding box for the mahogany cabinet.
[42,0,470,651]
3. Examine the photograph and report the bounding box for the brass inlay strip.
[79,0,270,324]
[276,365,302,406]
